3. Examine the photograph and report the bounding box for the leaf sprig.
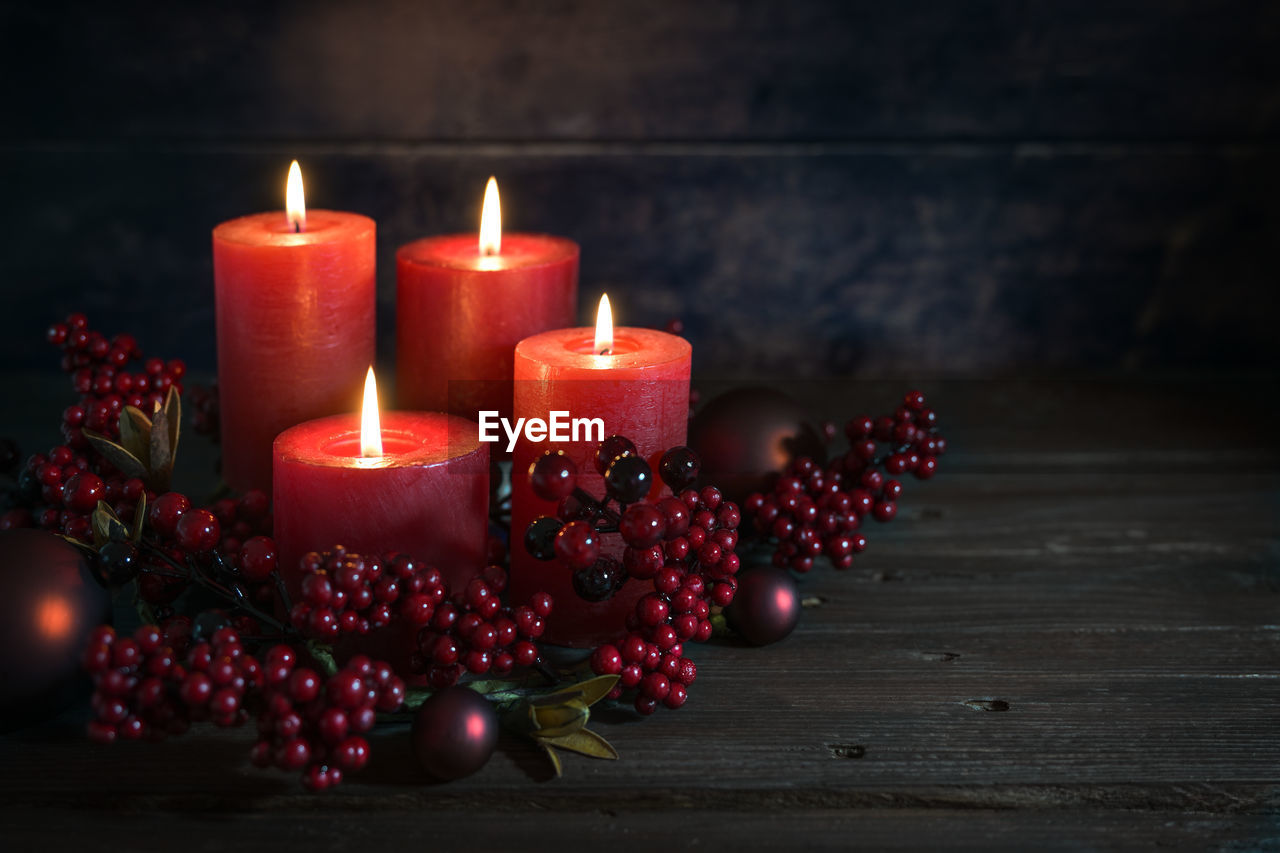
[83,385,180,492]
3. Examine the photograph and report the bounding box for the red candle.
[397,177,578,422]
[213,161,375,492]
[273,369,489,598]
[508,297,691,646]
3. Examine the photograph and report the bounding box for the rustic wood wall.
[2,1,1277,377]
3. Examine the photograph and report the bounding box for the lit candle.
[273,368,489,597]
[396,177,578,425]
[213,161,376,492]
[508,296,691,646]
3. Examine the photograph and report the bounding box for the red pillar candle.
[509,298,691,646]
[397,177,578,422]
[213,162,375,492]
[273,370,488,598]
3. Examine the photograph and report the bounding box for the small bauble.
[725,567,801,646]
[688,387,825,502]
[412,686,499,781]
[0,530,112,730]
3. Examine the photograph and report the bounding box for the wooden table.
[2,377,1277,850]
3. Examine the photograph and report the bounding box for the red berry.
[591,644,623,675]
[61,472,105,513]
[237,536,278,581]
[554,520,599,569]
[619,502,665,548]
[148,492,191,538]
[176,509,221,552]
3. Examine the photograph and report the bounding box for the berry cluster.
[46,312,186,447]
[525,439,738,715]
[291,547,553,687]
[121,490,278,619]
[82,623,260,744]
[1,314,185,538]
[744,390,946,571]
[252,647,405,790]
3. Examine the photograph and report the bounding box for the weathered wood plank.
[2,146,1277,375]
[4,1,1278,142]
[2,808,1277,852]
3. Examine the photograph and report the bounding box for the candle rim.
[213,210,375,246]
[397,233,579,272]
[274,411,484,470]
[516,326,691,371]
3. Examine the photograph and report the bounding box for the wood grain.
[0,378,1275,848]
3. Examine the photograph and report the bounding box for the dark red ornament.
[0,530,112,729]
[688,387,825,502]
[724,567,801,646]
[411,686,499,781]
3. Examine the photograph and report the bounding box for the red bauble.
[688,387,825,502]
[411,686,499,781]
[725,567,801,646]
[0,530,112,729]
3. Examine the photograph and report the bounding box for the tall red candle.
[213,162,375,492]
[397,178,577,422]
[273,374,488,597]
[508,301,691,646]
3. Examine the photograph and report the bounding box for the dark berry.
[529,451,577,501]
[96,540,140,586]
[524,516,563,561]
[594,435,637,474]
[658,446,701,492]
[572,557,624,602]
[605,454,653,504]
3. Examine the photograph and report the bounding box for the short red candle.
[508,326,691,646]
[273,411,488,597]
[213,209,375,492]
[396,233,578,421]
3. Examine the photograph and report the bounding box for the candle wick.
[597,346,612,356]
[293,221,302,234]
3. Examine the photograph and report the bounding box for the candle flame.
[594,294,613,355]
[479,176,501,256]
[360,366,383,458]
[286,160,306,233]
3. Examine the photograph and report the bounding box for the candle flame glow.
[360,366,383,458]
[479,176,501,256]
[594,294,613,355]
[286,160,306,233]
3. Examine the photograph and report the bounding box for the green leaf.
[541,744,563,778]
[81,430,148,480]
[529,699,589,736]
[148,407,173,492]
[566,674,618,708]
[305,641,339,677]
[91,501,129,546]
[131,492,147,543]
[163,386,181,466]
[541,728,619,761]
[119,406,152,464]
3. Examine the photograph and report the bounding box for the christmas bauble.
[688,387,825,502]
[0,529,112,730]
[725,567,801,646]
[412,686,499,781]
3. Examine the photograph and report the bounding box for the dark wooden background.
[2,0,1278,378]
